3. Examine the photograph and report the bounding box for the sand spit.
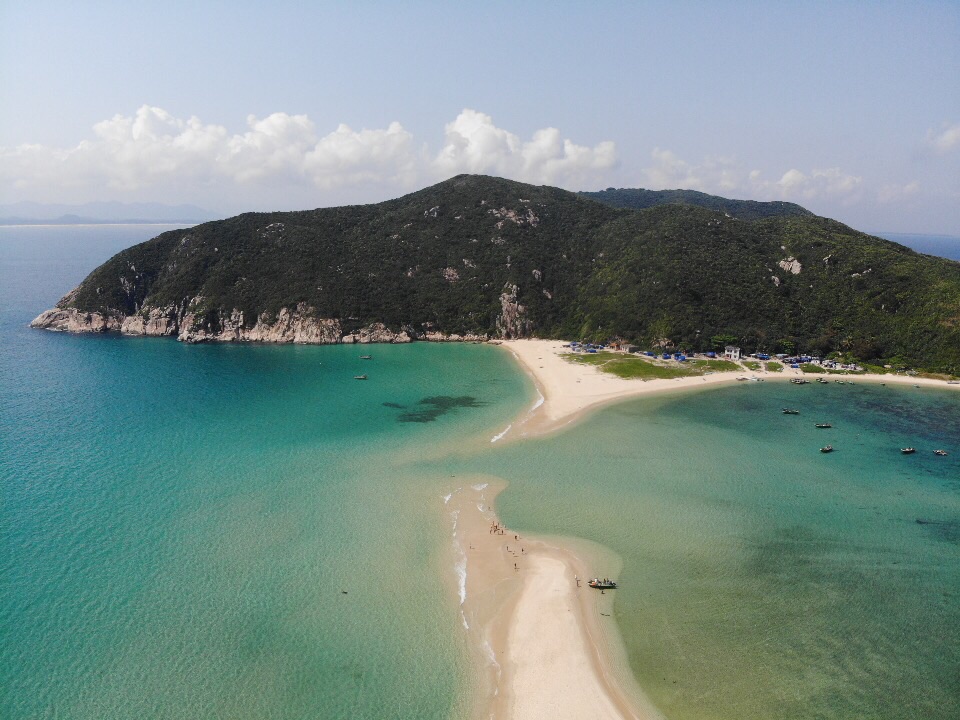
[499,339,959,438]
[446,481,658,720]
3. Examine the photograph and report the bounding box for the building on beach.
[723,345,742,361]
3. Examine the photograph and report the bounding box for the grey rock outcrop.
[495,283,532,339]
[31,300,490,345]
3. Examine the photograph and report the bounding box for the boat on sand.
[587,578,617,589]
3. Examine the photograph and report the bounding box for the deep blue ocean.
[2,225,958,720]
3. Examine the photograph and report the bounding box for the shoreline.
[497,338,960,439]
[445,480,659,720]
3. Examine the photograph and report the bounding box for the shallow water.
[4,226,958,719]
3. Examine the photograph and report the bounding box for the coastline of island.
[496,338,960,440]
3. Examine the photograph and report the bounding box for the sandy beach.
[498,338,959,438]
[447,481,657,720]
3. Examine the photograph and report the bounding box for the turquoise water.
[3,226,959,719]
[1,226,531,719]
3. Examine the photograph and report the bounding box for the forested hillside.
[33,175,960,373]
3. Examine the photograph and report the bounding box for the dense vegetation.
[57,174,960,373]
[580,187,813,221]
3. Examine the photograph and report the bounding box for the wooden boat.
[934,449,948,456]
[900,447,916,454]
[782,408,800,415]
[820,445,834,453]
[815,423,832,428]
[587,578,617,590]
[353,374,368,380]
[360,355,372,359]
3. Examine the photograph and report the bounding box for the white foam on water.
[471,483,488,491]
[454,552,467,605]
[530,389,545,412]
[449,509,468,606]
[490,424,512,443]
[443,486,463,504]
[482,638,502,682]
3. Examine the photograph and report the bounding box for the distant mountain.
[0,201,216,225]
[30,174,960,374]
[581,187,813,221]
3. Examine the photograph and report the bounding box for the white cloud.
[638,148,863,204]
[643,148,738,192]
[877,180,920,205]
[770,167,862,201]
[0,105,615,206]
[926,122,960,153]
[433,109,616,185]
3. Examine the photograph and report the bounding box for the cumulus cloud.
[0,105,615,205]
[638,148,863,204]
[433,109,616,185]
[926,122,960,153]
[770,167,862,201]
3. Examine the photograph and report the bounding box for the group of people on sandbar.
[489,522,526,570]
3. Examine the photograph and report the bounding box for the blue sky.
[2,1,958,233]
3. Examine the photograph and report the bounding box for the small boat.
[360,355,372,360]
[815,423,832,429]
[353,374,368,380]
[900,447,916,454]
[820,445,834,453]
[817,378,829,384]
[587,578,618,590]
[782,408,800,415]
[834,380,845,384]
[948,380,959,385]
[790,378,809,384]
[934,449,948,456]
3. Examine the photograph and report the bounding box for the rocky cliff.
[31,300,490,345]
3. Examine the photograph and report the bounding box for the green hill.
[32,174,960,373]
[581,187,813,221]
